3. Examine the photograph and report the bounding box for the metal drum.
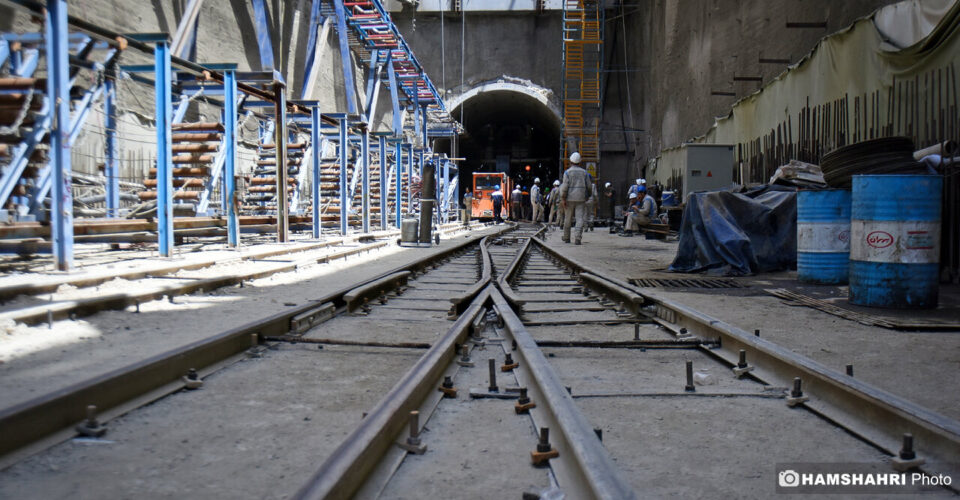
[849,175,942,308]
[400,218,419,243]
[797,189,852,284]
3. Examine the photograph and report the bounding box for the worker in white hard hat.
[603,182,616,221]
[627,178,643,200]
[559,152,594,245]
[530,178,543,223]
[511,184,522,221]
[548,179,562,225]
[623,184,658,235]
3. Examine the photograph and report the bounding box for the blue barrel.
[849,175,942,308]
[797,189,852,284]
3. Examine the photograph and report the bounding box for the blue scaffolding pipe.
[405,143,413,214]
[332,0,357,115]
[363,50,379,112]
[104,77,119,218]
[378,135,387,231]
[394,140,402,227]
[129,34,176,257]
[250,0,276,72]
[46,0,73,270]
[223,68,239,247]
[361,127,370,234]
[311,107,322,238]
[442,158,450,222]
[338,117,349,235]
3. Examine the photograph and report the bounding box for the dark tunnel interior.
[448,90,562,197]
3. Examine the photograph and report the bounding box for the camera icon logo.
[779,470,800,488]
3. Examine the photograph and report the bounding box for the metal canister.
[797,189,852,284]
[400,218,419,243]
[849,175,942,308]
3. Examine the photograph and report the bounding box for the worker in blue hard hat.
[622,184,658,236]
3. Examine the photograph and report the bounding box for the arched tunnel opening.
[448,89,562,198]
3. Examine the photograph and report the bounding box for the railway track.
[0,223,957,498]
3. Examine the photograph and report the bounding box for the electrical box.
[680,144,735,199]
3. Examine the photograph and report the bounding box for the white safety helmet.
[604,182,611,188]
[640,178,647,185]
[635,178,642,185]
[553,180,560,186]
[569,152,581,164]
[629,192,638,199]
[534,177,540,184]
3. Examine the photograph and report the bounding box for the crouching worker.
[623,186,658,236]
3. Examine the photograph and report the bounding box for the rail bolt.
[182,368,203,390]
[531,427,559,465]
[786,377,809,407]
[75,404,107,438]
[892,433,925,471]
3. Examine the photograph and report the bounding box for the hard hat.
[629,192,638,199]
[635,178,642,185]
[553,180,560,186]
[534,178,540,183]
[604,182,611,188]
[570,152,581,164]
[640,178,647,184]
[638,185,647,192]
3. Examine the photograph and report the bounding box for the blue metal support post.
[442,158,450,222]
[223,67,239,246]
[378,135,387,230]
[394,140,402,227]
[360,125,370,233]
[104,76,119,218]
[385,53,402,135]
[406,143,414,214]
[46,0,73,270]
[154,37,174,256]
[338,117,349,235]
[311,107,322,238]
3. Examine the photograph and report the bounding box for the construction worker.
[560,152,593,245]
[491,186,504,224]
[530,178,543,222]
[623,185,658,235]
[511,185,522,221]
[462,189,473,226]
[547,180,560,224]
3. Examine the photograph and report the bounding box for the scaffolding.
[562,0,603,176]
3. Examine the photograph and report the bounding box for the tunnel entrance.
[448,85,562,197]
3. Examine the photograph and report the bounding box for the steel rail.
[531,237,960,476]
[448,234,493,317]
[0,227,507,465]
[293,288,492,500]
[489,286,638,499]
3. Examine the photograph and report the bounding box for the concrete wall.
[389,10,564,99]
[608,0,897,177]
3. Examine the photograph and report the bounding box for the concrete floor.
[539,227,960,422]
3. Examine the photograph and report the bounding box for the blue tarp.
[669,185,797,276]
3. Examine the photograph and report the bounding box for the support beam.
[405,143,413,214]
[441,158,450,223]
[250,0,276,72]
[301,0,324,98]
[378,135,387,231]
[394,140,402,227]
[360,125,370,234]
[223,67,239,246]
[45,0,73,270]
[385,52,401,134]
[311,107,322,238]
[339,118,349,235]
[274,81,289,243]
[170,0,204,59]
[104,76,119,218]
[332,0,357,114]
